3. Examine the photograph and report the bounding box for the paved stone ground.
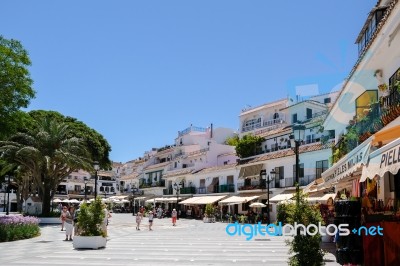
[0,213,339,265]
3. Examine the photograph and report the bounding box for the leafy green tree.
[0,36,35,139]
[225,135,239,146]
[227,134,265,158]
[25,110,112,169]
[0,117,92,216]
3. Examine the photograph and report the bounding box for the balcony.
[237,180,260,191]
[178,125,207,137]
[218,184,235,193]
[248,119,288,135]
[381,90,400,127]
[180,187,196,194]
[197,187,207,194]
[163,188,173,195]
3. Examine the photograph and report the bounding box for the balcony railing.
[180,187,196,194]
[218,184,235,193]
[163,188,173,195]
[197,187,207,194]
[178,126,207,136]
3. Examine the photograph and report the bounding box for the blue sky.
[1,0,376,163]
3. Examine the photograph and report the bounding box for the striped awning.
[179,195,227,205]
[218,195,259,205]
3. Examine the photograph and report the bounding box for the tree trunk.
[41,185,52,216]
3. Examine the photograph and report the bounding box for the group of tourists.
[135,206,178,230]
[59,203,111,241]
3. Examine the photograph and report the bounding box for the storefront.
[359,137,400,266]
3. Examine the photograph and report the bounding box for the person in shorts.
[148,211,154,231]
[136,212,142,230]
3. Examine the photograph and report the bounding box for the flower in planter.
[378,84,387,92]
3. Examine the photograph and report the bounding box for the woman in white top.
[148,211,154,231]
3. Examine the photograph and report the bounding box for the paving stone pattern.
[0,214,339,266]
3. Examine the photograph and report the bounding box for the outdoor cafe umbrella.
[249,202,266,208]
[53,198,62,203]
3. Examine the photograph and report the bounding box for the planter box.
[38,217,61,224]
[73,236,107,249]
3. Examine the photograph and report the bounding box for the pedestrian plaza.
[0,213,339,266]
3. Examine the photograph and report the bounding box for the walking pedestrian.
[64,206,75,241]
[148,211,154,231]
[136,212,142,230]
[60,206,68,231]
[171,208,177,226]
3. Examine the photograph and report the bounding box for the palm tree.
[0,117,91,215]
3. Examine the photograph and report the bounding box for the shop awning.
[360,137,400,182]
[319,193,337,202]
[269,193,294,203]
[145,197,182,204]
[372,116,400,146]
[218,195,259,205]
[321,136,373,185]
[238,164,263,179]
[179,197,201,205]
[179,195,227,205]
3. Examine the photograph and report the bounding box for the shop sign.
[379,145,400,168]
[324,149,366,183]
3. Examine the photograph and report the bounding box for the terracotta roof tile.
[163,168,194,178]
[143,161,171,171]
[120,172,140,180]
[196,163,237,174]
[247,141,334,164]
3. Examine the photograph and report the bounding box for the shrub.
[284,192,325,266]
[205,204,215,217]
[76,197,106,237]
[0,215,40,242]
[276,201,295,224]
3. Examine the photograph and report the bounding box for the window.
[355,90,378,120]
[243,117,261,131]
[275,166,284,179]
[293,163,304,178]
[292,113,298,123]
[316,160,328,179]
[324,98,331,104]
[174,162,177,168]
[273,112,279,119]
[306,108,312,119]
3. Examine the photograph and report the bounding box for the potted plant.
[73,197,107,249]
[203,204,216,223]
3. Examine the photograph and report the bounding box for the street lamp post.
[260,169,275,224]
[131,185,137,216]
[173,181,183,217]
[93,161,99,199]
[84,177,88,201]
[289,124,306,206]
[6,175,11,215]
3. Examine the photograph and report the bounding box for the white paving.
[0,214,339,265]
